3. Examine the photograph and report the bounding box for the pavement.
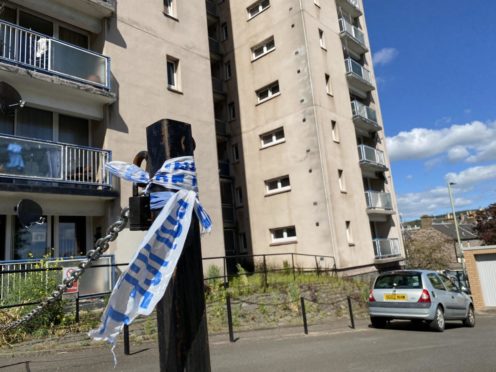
[1,314,495,371]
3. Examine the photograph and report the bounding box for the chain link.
[0,208,129,332]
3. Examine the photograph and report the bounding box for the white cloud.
[398,186,472,220]
[386,121,496,162]
[445,164,496,187]
[373,48,399,66]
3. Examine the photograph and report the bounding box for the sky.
[363,0,496,221]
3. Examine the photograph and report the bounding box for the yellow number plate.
[384,294,407,301]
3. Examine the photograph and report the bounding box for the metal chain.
[0,208,129,332]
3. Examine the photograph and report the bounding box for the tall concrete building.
[0,0,403,277]
[209,0,405,275]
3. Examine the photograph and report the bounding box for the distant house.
[402,215,481,270]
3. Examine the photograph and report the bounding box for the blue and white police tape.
[89,156,212,348]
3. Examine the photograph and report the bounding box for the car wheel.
[370,317,387,328]
[430,306,445,332]
[463,305,475,328]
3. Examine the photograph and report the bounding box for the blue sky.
[364,0,496,221]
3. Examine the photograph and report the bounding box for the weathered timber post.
[146,119,211,372]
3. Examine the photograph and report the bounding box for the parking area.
[1,315,495,371]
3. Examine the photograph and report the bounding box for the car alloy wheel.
[463,306,475,328]
[430,306,445,332]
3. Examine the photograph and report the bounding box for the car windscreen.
[374,273,422,289]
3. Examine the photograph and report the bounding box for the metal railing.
[339,18,365,46]
[0,256,114,306]
[358,144,386,167]
[0,134,112,187]
[351,100,378,124]
[206,1,218,16]
[345,58,373,85]
[373,238,401,259]
[365,191,392,210]
[0,20,111,89]
[219,160,230,177]
[212,76,226,94]
[338,0,361,11]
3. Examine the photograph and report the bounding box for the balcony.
[0,134,112,190]
[339,18,368,55]
[373,238,401,260]
[219,160,230,177]
[358,145,388,171]
[365,191,394,215]
[351,100,380,133]
[212,77,226,101]
[209,38,222,59]
[206,0,219,26]
[216,119,230,138]
[345,58,375,96]
[9,0,115,33]
[336,0,362,17]
[0,20,110,90]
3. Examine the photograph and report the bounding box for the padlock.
[129,194,152,231]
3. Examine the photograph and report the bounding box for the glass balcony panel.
[358,144,386,167]
[0,134,111,187]
[0,20,110,89]
[365,191,392,210]
[373,238,400,259]
[351,100,378,124]
[339,18,365,45]
[51,40,108,88]
[345,58,372,85]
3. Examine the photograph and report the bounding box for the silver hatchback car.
[368,270,475,332]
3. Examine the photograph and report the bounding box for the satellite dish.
[15,199,44,228]
[0,82,24,116]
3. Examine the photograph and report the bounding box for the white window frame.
[270,226,297,245]
[331,120,339,142]
[166,56,180,91]
[164,0,177,18]
[256,81,280,104]
[346,221,354,245]
[265,175,291,195]
[338,169,346,192]
[247,0,270,20]
[251,36,275,61]
[319,29,326,50]
[260,127,285,149]
[325,73,333,96]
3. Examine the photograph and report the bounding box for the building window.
[239,233,248,253]
[265,175,290,195]
[232,143,240,162]
[251,36,275,61]
[260,127,285,148]
[247,0,270,19]
[270,226,297,244]
[164,0,176,18]
[346,221,354,244]
[228,102,236,120]
[338,169,346,192]
[256,81,280,104]
[166,57,180,91]
[221,23,228,41]
[225,61,232,80]
[331,120,339,142]
[235,186,243,206]
[325,74,333,96]
[319,29,326,50]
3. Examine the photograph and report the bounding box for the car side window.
[439,274,457,292]
[427,273,445,291]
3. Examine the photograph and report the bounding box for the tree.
[475,204,496,245]
[404,238,452,270]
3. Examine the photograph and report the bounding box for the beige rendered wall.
[102,0,224,263]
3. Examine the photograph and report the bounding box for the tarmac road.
[1,315,495,371]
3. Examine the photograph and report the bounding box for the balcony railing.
[219,160,230,177]
[206,1,218,17]
[345,58,373,85]
[0,20,110,89]
[209,37,221,55]
[216,119,229,137]
[339,18,365,46]
[212,77,226,95]
[358,145,386,168]
[0,134,111,188]
[365,191,392,210]
[373,238,401,259]
[351,100,378,124]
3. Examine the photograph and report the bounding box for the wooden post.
[146,119,211,372]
